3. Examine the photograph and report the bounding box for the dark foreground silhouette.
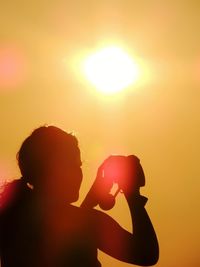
[0,126,159,267]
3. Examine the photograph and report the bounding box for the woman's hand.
[81,155,146,209]
[101,155,145,198]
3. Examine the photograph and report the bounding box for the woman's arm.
[82,155,159,266]
[91,193,158,266]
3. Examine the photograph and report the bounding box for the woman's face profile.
[17,126,83,205]
[41,147,83,205]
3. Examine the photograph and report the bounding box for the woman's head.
[17,126,82,203]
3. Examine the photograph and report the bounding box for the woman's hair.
[17,126,79,184]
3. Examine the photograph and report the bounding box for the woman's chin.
[69,192,79,203]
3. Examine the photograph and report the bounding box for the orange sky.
[0,1,200,267]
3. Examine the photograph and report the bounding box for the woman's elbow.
[143,254,159,266]
[138,250,159,266]
[139,238,159,265]
[133,255,158,266]
[131,247,159,266]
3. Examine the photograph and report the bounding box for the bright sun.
[83,46,140,94]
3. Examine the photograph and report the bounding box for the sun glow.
[83,46,140,94]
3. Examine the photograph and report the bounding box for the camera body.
[81,155,145,210]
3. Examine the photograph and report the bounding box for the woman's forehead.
[53,146,82,165]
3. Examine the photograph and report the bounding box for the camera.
[81,155,145,210]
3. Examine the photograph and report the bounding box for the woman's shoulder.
[0,178,33,219]
[0,179,21,212]
[67,205,106,225]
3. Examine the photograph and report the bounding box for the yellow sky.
[0,1,200,267]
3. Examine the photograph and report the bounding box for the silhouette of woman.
[0,126,159,267]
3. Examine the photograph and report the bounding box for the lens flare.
[83,46,140,94]
[0,46,26,90]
